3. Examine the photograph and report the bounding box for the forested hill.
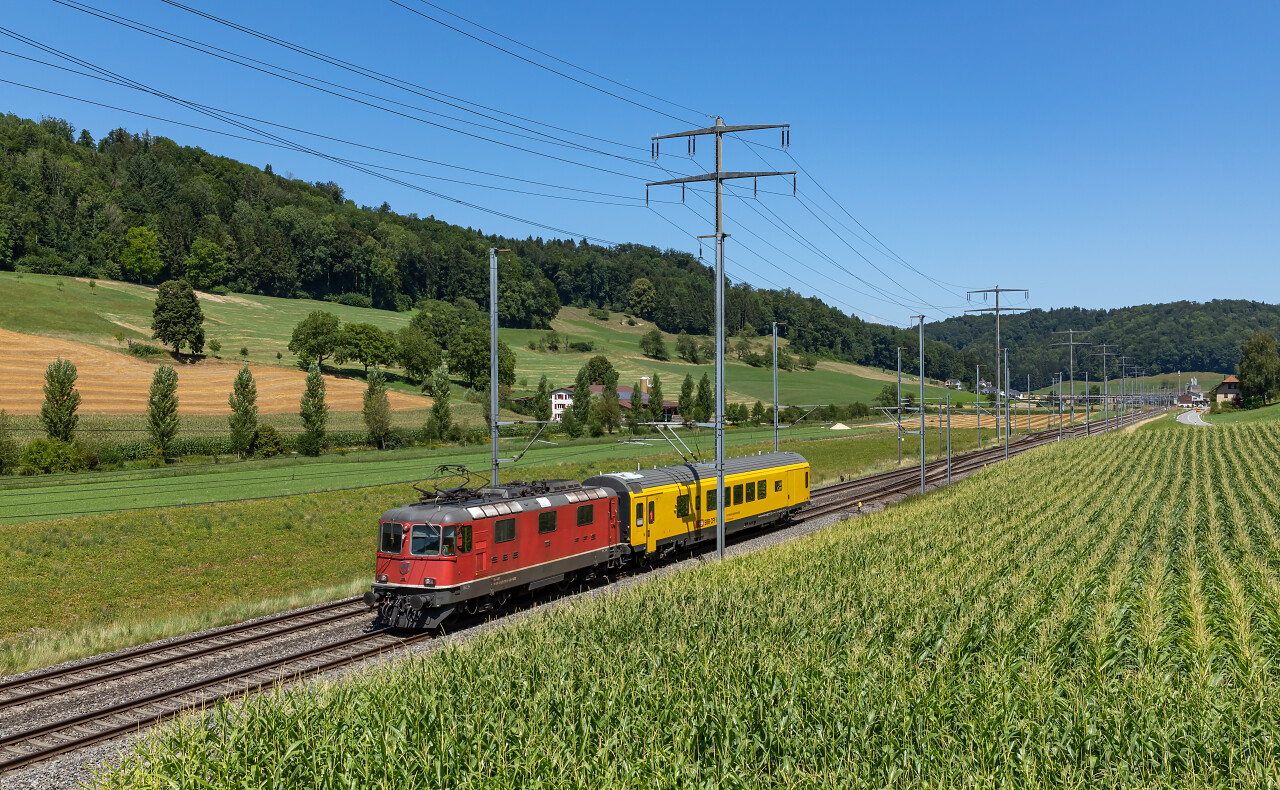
[0,112,978,378]
[928,300,1280,384]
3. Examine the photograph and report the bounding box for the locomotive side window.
[706,489,716,510]
[409,524,440,556]
[648,502,655,524]
[538,511,557,534]
[745,482,756,503]
[733,484,744,505]
[577,504,594,526]
[495,518,516,543]
[379,522,402,554]
[459,524,472,553]
[442,526,457,556]
[675,494,691,518]
[774,480,783,492]
[758,481,767,500]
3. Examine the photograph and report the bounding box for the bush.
[208,339,222,355]
[588,307,610,321]
[20,437,90,474]
[569,341,595,353]
[328,292,374,309]
[127,342,166,358]
[253,425,286,458]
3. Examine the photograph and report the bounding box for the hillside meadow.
[96,417,1280,788]
[0,270,970,406]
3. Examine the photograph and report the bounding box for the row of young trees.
[0,355,456,475]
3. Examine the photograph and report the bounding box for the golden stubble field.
[0,328,426,415]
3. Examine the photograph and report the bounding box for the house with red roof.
[1210,375,1242,405]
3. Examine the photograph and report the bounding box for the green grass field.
[93,416,1280,788]
[1204,401,1280,426]
[0,423,891,523]
[0,423,1000,673]
[0,270,970,406]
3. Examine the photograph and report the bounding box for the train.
[363,452,811,628]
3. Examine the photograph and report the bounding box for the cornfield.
[97,423,1280,788]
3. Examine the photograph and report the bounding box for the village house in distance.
[549,377,679,422]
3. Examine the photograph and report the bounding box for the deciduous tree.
[40,358,80,442]
[228,364,258,458]
[679,374,696,425]
[288,311,342,368]
[363,368,392,449]
[298,362,328,456]
[628,277,657,318]
[336,322,398,374]
[695,373,713,423]
[183,238,227,290]
[147,364,179,458]
[1238,331,1280,404]
[640,328,669,361]
[151,279,205,354]
[119,226,163,283]
[426,364,452,440]
[533,375,552,423]
[396,326,442,385]
[648,374,665,423]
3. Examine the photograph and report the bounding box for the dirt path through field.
[0,328,426,415]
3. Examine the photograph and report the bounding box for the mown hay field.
[95,421,1280,788]
[0,327,425,415]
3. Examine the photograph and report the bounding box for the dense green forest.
[0,113,981,378]
[3,113,1268,384]
[929,302,1280,385]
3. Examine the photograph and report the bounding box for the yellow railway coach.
[584,451,810,556]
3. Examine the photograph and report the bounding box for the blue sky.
[3,1,1277,325]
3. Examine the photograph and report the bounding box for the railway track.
[0,407,1161,776]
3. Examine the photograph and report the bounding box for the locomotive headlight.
[422,578,436,587]
[376,574,388,583]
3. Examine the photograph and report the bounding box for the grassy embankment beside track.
[0,425,995,675]
[96,416,1280,787]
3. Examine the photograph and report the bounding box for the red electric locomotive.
[363,470,626,628]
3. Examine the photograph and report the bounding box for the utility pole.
[1003,348,1011,459]
[1057,373,1064,441]
[1085,371,1090,436]
[1052,329,1089,427]
[489,247,510,486]
[898,348,905,465]
[772,321,784,453]
[914,315,926,494]
[647,118,792,561]
[975,364,981,448]
[946,393,952,485]
[966,287,1028,448]
[1092,344,1116,429]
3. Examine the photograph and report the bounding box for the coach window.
[733,484,744,505]
[635,503,644,528]
[805,472,809,488]
[380,522,403,554]
[758,481,767,500]
[706,489,717,511]
[774,480,783,492]
[409,524,440,556]
[441,525,457,556]
[495,518,516,543]
[539,510,558,534]
[676,494,691,518]
[648,501,655,524]
[459,524,472,553]
[577,504,594,527]
[745,482,756,504]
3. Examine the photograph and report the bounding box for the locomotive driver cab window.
[410,524,441,556]
[442,525,458,556]
[380,522,403,555]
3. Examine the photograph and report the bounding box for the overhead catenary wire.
[0,28,626,246]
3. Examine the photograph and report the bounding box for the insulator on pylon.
[681,183,685,203]
[754,178,758,198]
[645,186,649,206]
[793,175,796,196]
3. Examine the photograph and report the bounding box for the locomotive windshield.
[410,524,441,556]
[379,522,402,554]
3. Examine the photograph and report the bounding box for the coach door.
[632,496,652,551]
